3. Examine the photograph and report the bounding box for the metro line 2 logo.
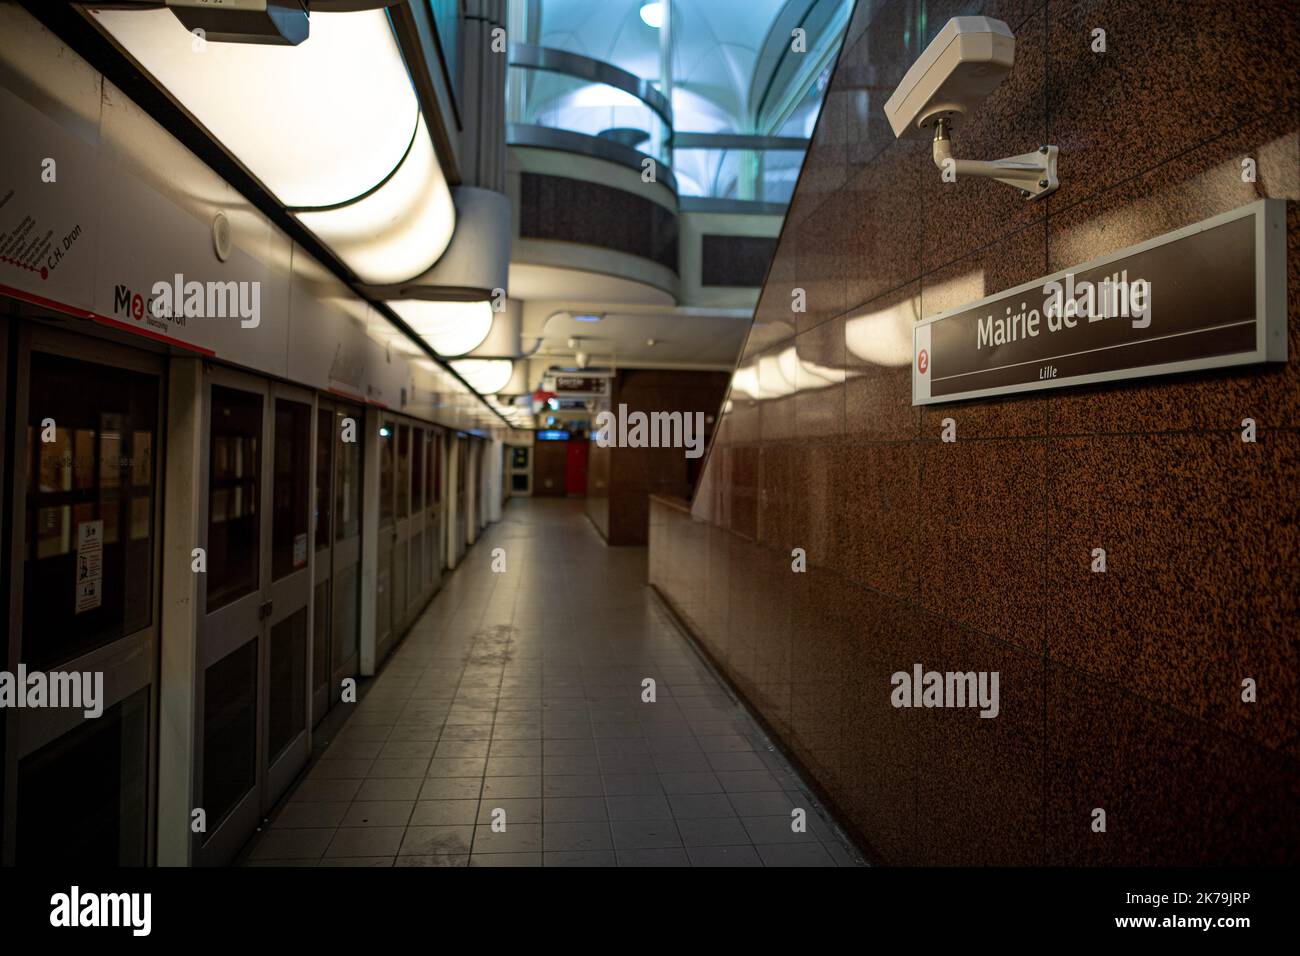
[113,282,185,333]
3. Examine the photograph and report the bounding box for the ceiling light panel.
[451,359,516,395]
[93,9,456,284]
[295,114,454,283]
[94,9,418,208]
[390,300,494,357]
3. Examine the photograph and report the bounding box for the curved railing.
[507,43,674,186]
[505,43,819,207]
[670,132,809,207]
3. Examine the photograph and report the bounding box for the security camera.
[165,0,309,46]
[884,17,1058,199]
[161,1,398,46]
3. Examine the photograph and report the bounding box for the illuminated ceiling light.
[389,300,494,357]
[639,1,664,28]
[573,314,603,323]
[92,9,456,284]
[93,10,417,207]
[569,83,646,111]
[450,359,515,396]
[296,114,454,284]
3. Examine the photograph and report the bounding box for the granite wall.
[649,0,1300,865]
[586,440,611,537]
[531,438,568,496]
[589,369,729,545]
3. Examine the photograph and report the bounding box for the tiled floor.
[241,498,865,867]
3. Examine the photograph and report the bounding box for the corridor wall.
[651,0,1300,865]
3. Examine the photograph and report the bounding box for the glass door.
[424,427,442,593]
[409,427,426,606]
[195,368,313,864]
[196,372,266,866]
[312,399,363,727]
[375,418,395,660]
[265,387,313,804]
[440,431,453,570]
[461,437,474,549]
[330,404,362,703]
[311,402,334,726]
[392,423,412,635]
[454,435,468,566]
[3,325,162,866]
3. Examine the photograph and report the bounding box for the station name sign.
[912,200,1287,405]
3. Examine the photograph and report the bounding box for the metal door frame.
[311,397,335,727]
[376,414,396,661]
[193,366,314,863]
[391,420,416,637]
[408,426,427,606]
[264,381,314,807]
[194,364,269,866]
[2,322,165,867]
[424,425,443,595]
[330,403,362,698]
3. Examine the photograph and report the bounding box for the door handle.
[259,600,273,620]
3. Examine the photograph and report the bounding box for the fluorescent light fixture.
[573,314,603,323]
[93,8,455,284]
[389,300,494,356]
[450,359,515,395]
[639,1,664,28]
[296,114,454,284]
[94,10,416,206]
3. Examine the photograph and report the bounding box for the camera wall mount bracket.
[931,118,1059,200]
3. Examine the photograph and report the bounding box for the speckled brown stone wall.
[650,0,1300,865]
[586,440,611,537]
[531,439,568,497]
[598,370,729,545]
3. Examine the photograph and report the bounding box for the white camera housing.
[884,17,1015,138]
[884,17,1058,200]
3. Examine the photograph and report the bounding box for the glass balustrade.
[504,0,853,207]
[507,47,672,168]
[670,139,808,205]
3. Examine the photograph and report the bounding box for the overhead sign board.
[553,376,609,395]
[913,200,1287,405]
